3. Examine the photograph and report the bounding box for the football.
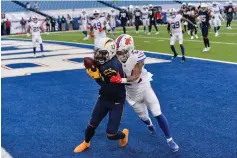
[83,57,97,71]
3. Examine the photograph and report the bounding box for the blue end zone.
[1,38,237,158]
[6,63,41,69]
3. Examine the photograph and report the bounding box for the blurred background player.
[109,9,116,34]
[134,6,142,34]
[180,3,188,32]
[199,3,211,52]
[74,38,129,153]
[148,4,159,35]
[211,2,224,36]
[111,34,179,152]
[167,8,196,62]
[225,1,235,29]
[119,7,129,34]
[141,6,149,34]
[188,4,199,39]
[89,9,111,49]
[27,15,48,58]
[79,9,89,40]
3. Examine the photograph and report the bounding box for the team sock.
[144,26,146,32]
[142,118,152,126]
[214,27,217,33]
[206,38,210,47]
[40,44,43,52]
[217,26,220,31]
[85,125,96,143]
[170,45,177,55]
[180,44,185,56]
[155,114,172,139]
[33,47,36,54]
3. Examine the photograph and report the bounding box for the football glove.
[98,28,104,32]
[110,72,127,83]
[90,33,94,38]
[86,68,100,79]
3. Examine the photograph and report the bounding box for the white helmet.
[201,3,208,8]
[94,38,116,65]
[149,4,153,9]
[82,9,86,14]
[135,6,139,9]
[142,5,146,9]
[111,8,114,12]
[33,15,38,23]
[93,9,100,18]
[170,8,176,18]
[115,34,134,63]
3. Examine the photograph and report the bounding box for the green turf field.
[7,21,237,63]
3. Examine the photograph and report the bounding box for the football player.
[79,9,89,40]
[188,5,199,39]
[119,7,129,34]
[167,8,196,62]
[134,6,142,33]
[74,38,129,153]
[89,9,111,49]
[27,15,48,58]
[211,2,224,36]
[148,4,159,35]
[199,3,211,52]
[109,9,117,34]
[110,34,179,152]
[180,3,188,32]
[141,6,149,34]
[225,1,234,29]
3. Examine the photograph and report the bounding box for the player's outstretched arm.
[110,61,144,84]
[181,17,196,27]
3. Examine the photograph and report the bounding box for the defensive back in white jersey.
[167,14,182,34]
[29,21,42,36]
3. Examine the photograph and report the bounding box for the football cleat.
[120,128,129,147]
[171,53,178,59]
[206,47,211,51]
[167,139,179,152]
[195,34,198,39]
[147,124,156,134]
[33,53,36,58]
[203,48,207,52]
[181,56,185,62]
[191,36,194,39]
[74,140,90,153]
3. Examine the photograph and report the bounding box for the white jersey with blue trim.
[212,6,222,19]
[122,50,152,87]
[80,14,88,25]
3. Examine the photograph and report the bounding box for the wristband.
[121,78,127,83]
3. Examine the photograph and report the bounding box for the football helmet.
[82,9,86,15]
[115,34,134,63]
[170,8,176,18]
[33,15,38,23]
[93,9,100,18]
[149,4,153,9]
[135,6,139,10]
[200,3,208,10]
[94,38,116,65]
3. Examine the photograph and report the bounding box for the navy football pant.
[201,26,209,37]
[89,96,124,134]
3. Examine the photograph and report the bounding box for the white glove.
[26,33,30,37]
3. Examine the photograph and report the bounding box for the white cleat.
[33,54,37,58]
[195,34,198,39]
[191,36,194,40]
[83,37,88,40]
[206,47,211,51]
[203,48,208,52]
[155,32,159,35]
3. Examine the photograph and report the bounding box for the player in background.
[109,9,117,34]
[89,9,111,49]
[134,6,142,34]
[199,3,211,52]
[148,4,159,35]
[79,9,89,40]
[111,34,179,152]
[188,5,199,39]
[211,2,224,36]
[119,7,129,34]
[74,38,129,153]
[180,3,188,32]
[141,6,149,34]
[225,1,234,29]
[27,15,48,58]
[167,8,196,62]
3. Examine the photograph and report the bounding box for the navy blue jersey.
[134,9,142,20]
[199,10,210,26]
[96,56,126,102]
